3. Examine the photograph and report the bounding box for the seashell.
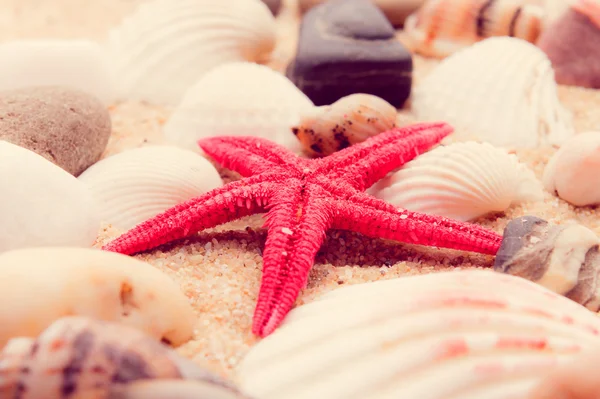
[109,380,252,399]
[0,39,113,104]
[537,0,600,89]
[0,247,196,347]
[0,316,249,398]
[411,37,574,148]
[369,141,544,221]
[292,94,397,157]
[236,269,600,399]
[494,216,600,310]
[163,62,313,153]
[78,146,223,230]
[543,132,600,206]
[404,0,544,58]
[108,0,276,105]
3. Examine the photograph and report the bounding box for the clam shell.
[405,0,544,58]
[109,380,252,399]
[163,62,313,152]
[543,132,600,206]
[78,146,222,230]
[369,141,544,221]
[411,37,574,148]
[292,94,397,157]
[236,270,600,399]
[108,0,276,105]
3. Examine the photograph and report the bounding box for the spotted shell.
[0,317,249,398]
[236,269,600,399]
[292,94,397,157]
[404,0,544,58]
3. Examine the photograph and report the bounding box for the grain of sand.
[3,0,600,383]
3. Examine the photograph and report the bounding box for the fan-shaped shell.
[107,0,276,105]
[411,37,574,148]
[292,94,397,157]
[163,62,314,152]
[236,269,600,399]
[404,0,544,58]
[78,146,222,230]
[369,141,544,221]
[543,131,600,206]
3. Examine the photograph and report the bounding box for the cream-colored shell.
[163,62,313,152]
[0,247,195,347]
[543,131,600,206]
[78,145,222,230]
[236,269,600,399]
[412,37,574,148]
[369,141,544,221]
[293,94,397,157]
[0,39,113,104]
[107,0,276,105]
[112,380,250,399]
[0,141,100,253]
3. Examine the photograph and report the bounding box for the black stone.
[286,0,412,107]
[261,0,281,15]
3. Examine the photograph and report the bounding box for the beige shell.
[543,132,600,206]
[292,94,397,157]
[369,141,544,221]
[412,37,574,148]
[163,62,313,153]
[108,0,276,105]
[236,269,600,399]
[404,0,544,58]
[0,317,248,399]
[78,146,223,230]
[110,380,251,399]
[0,247,195,347]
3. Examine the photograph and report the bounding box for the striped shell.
[163,62,313,153]
[78,146,222,230]
[236,269,600,399]
[0,317,249,399]
[107,0,276,105]
[412,37,574,148]
[292,94,397,157]
[404,0,544,58]
[369,141,544,221]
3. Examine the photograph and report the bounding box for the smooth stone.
[0,247,196,347]
[298,0,424,26]
[0,39,114,104]
[286,0,413,107]
[0,141,100,253]
[262,0,281,14]
[0,86,112,176]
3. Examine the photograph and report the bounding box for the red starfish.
[103,122,503,337]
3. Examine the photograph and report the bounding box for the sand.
[3,0,600,383]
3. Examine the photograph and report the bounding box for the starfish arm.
[102,175,281,255]
[331,193,502,255]
[198,136,310,177]
[252,183,333,337]
[320,122,453,190]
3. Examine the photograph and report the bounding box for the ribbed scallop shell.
[236,269,600,399]
[78,146,222,230]
[412,37,574,148]
[293,94,397,157]
[107,0,276,105]
[370,142,543,221]
[163,62,314,152]
[405,0,544,58]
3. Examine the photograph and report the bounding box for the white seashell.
[0,141,100,252]
[411,37,574,148]
[292,94,397,157]
[369,142,544,221]
[0,39,113,104]
[236,269,600,399]
[108,0,276,105]
[543,132,600,206]
[78,146,223,230]
[163,62,313,152]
